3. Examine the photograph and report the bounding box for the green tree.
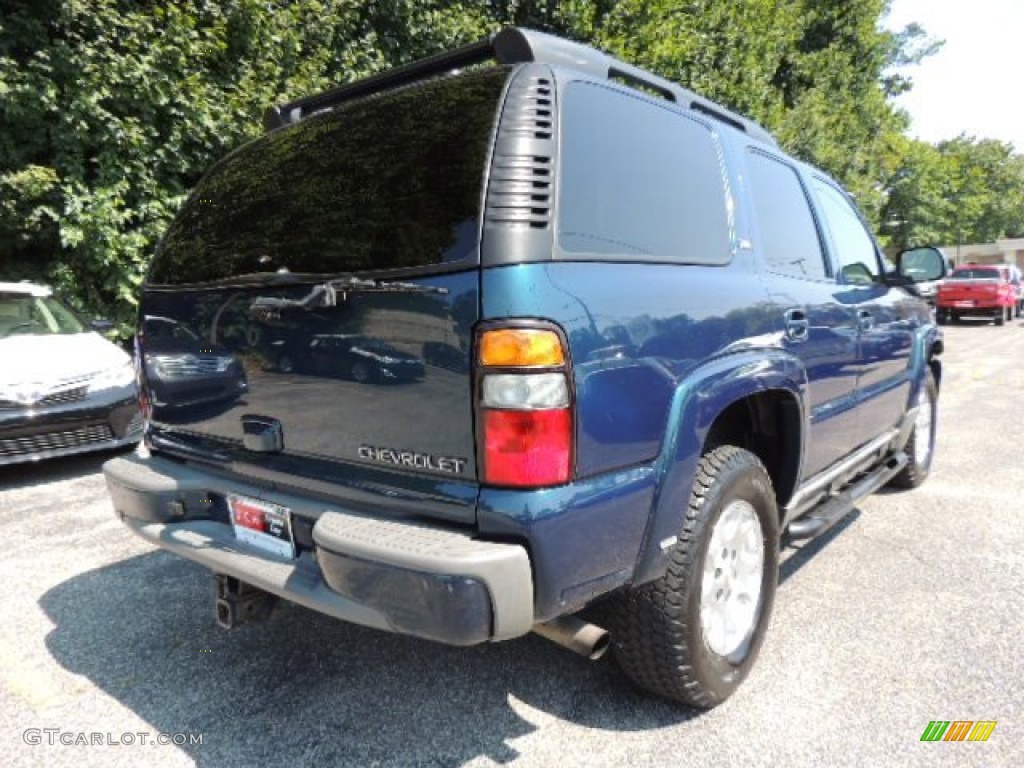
[0,0,498,330]
[879,138,954,250]
[2,0,1020,334]
[938,137,1024,244]
[882,136,1024,250]
[598,0,799,127]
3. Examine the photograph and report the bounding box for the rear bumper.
[936,301,1008,313]
[103,454,533,645]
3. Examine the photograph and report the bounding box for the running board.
[785,452,908,542]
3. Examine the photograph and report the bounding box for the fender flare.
[631,349,808,585]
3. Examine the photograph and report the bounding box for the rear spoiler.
[262,27,777,146]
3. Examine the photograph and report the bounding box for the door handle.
[857,309,874,331]
[783,308,809,342]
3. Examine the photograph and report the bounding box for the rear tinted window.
[557,82,731,264]
[149,69,508,286]
[949,268,1000,280]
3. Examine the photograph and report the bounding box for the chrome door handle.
[784,308,809,342]
[857,309,874,331]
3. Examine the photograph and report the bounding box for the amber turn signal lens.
[479,329,565,367]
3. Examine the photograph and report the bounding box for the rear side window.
[949,268,1000,280]
[149,68,509,286]
[744,152,827,280]
[557,83,731,264]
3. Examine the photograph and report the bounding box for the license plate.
[954,300,975,307]
[227,495,295,558]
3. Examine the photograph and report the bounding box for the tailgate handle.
[242,414,284,453]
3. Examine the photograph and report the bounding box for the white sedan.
[0,282,142,465]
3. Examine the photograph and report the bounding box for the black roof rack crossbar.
[263,27,777,145]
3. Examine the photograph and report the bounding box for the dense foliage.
[2,1,1022,331]
[881,136,1024,251]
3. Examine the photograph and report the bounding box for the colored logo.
[920,721,997,742]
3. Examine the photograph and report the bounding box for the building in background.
[939,238,1024,268]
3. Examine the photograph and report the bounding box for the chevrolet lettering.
[358,445,468,475]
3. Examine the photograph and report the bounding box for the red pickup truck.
[936,264,1017,325]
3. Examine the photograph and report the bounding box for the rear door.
[139,68,511,522]
[743,150,861,478]
[807,176,916,445]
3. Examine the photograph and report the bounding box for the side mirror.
[91,318,115,333]
[839,262,875,285]
[895,246,947,283]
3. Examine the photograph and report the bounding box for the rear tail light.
[477,326,572,487]
[479,328,565,367]
[134,332,153,422]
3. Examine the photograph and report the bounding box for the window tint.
[949,268,1001,280]
[744,152,826,280]
[149,68,509,286]
[811,178,880,285]
[558,83,731,264]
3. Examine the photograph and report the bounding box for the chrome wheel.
[914,386,933,464]
[701,499,764,657]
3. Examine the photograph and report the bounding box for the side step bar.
[785,452,907,542]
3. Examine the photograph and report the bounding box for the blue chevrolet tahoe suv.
[103,28,946,708]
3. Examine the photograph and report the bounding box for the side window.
[558,82,731,264]
[744,152,827,280]
[811,178,881,285]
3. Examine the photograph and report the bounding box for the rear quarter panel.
[481,261,779,477]
[478,260,809,614]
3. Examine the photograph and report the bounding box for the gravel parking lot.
[1,320,1021,768]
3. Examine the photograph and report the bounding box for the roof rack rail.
[263,28,777,145]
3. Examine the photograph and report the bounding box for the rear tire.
[606,446,779,708]
[889,371,938,489]
[995,311,1004,326]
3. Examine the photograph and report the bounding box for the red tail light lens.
[477,325,573,487]
[483,409,571,486]
[134,332,153,422]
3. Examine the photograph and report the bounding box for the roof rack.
[263,27,777,145]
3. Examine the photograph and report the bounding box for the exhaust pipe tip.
[215,598,233,630]
[588,630,611,661]
[533,615,610,661]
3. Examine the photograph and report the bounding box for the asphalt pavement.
[0,319,1021,767]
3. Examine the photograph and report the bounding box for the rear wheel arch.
[632,355,808,586]
[703,389,804,512]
